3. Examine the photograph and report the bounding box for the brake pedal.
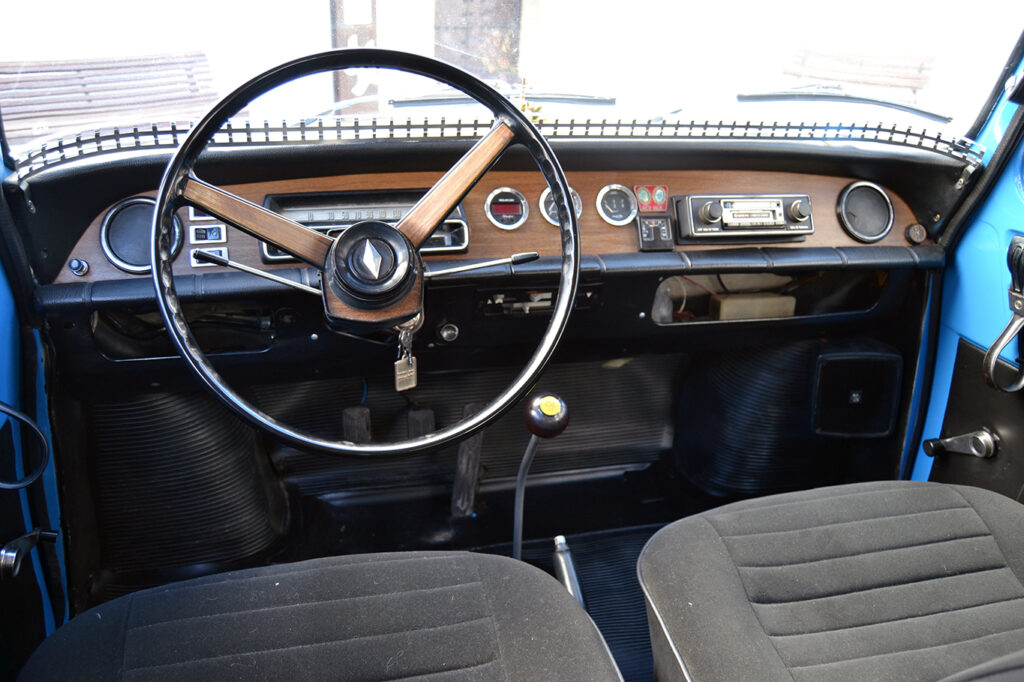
[407,408,435,438]
[451,403,484,518]
[342,406,371,443]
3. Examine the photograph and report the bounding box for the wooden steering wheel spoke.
[396,119,515,247]
[182,175,333,268]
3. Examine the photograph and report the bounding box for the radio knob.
[699,201,723,224]
[788,199,811,222]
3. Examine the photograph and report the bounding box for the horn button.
[327,221,416,307]
[350,238,396,282]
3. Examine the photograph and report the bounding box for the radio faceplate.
[260,190,469,263]
[676,194,813,241]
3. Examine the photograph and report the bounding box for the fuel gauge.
[596,184,638,226]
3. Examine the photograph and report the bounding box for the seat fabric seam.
[734,532,993,569]
[385,658,499,681]
[786,625,1024,671]
[707,484,955,519]
[951,487,1024,589]
[127,580,482,632]
[124,614,494,672]
[702,516,796,681]
[765,594,1024,638]
[471,561,511,682]
[716,506,973,539]
[119,591,137,681]
[748,564,1010,605]
[135,554,461,598]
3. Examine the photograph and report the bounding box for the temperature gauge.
[596,184,638,226]
[539,187,583,226]
[485,187,529,230]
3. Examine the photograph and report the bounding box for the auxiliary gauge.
[485,187,529,230]
[539,186,582,226]
[596,184,638,226]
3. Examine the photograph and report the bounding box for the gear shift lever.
[513,393,569,560]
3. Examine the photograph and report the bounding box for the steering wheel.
[151,49,580,456]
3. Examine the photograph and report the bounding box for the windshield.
[2,0,1022,156]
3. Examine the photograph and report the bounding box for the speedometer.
[485,187,529,230]
[596,184,638,226]
[539,187,582,226]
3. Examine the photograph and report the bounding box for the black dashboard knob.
[788,199,811,222]
[699,201,723,224]
[524,393,569,438]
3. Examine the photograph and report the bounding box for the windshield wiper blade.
[736,89,952,124]
[388,93,616,107]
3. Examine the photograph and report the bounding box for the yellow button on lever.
[538,395,562,416]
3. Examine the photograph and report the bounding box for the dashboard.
[54,168,923,286]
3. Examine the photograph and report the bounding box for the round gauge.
[101,197,183,273]
[539,187,582,226]
[596,184,639,226]
[485,187,529,230]
[837,181,894,243]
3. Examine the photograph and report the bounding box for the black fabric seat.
[20,550,621,681]
[639,481,1024,681]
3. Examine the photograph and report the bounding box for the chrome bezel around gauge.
[101,197,183,274]
[837,181,894,243]
[484,187,529,230]
[595,184,638,226]
[539,186,582,226]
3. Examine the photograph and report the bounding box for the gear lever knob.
[523,393,569,438]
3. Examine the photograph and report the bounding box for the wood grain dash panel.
[55,169,923,284]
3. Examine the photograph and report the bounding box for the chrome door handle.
[923,428,999,459]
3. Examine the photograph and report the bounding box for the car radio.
[259,190,469,263]
[675,194,813,241]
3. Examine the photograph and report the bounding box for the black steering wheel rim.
[151,48,580,456]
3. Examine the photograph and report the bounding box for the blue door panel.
[912,66,1024,481]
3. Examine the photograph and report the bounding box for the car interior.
[4,3,1024,680]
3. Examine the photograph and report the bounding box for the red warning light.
[635,185,668,212]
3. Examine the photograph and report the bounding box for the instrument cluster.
[484,184,643,229]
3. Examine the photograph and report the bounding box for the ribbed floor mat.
[482,524,663,681]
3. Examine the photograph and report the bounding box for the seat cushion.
[638,481,1024,681]
[21,550,621,681]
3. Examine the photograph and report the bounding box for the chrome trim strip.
[260,219,470,262]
